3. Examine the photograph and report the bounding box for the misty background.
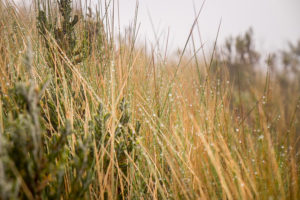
[16,0,300,53]
[114,0,300,53]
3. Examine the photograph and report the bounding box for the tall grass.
[0,0,299,199]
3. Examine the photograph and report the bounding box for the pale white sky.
[114,0,300,53]
[17,0,300,53]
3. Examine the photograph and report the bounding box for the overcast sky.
[17,0,299,53]
[114,0,300,53]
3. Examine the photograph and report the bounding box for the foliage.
[0,1,299,200]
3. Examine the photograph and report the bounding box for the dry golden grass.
[0,0,299,199]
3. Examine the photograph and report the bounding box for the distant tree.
[220,28,260,88]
